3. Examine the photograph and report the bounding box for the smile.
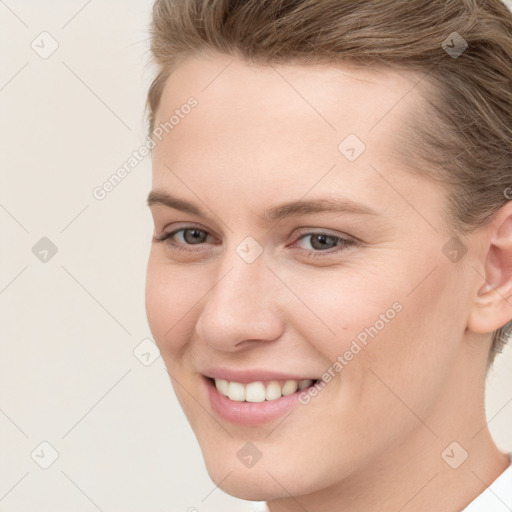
[213,377,317,402]
[202,373,321,425]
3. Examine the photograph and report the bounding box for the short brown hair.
[146,0,512,368]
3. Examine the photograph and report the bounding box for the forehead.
[151,52,432,217]
[154,51,422,129]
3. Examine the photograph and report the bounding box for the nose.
[194,251,285,352]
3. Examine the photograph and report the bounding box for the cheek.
[303,255,463,396]
[284,264,406,356]
[340,260,467,422]
[144,253,203,355]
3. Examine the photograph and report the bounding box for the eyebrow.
[146,190,379,223]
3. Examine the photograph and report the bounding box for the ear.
[467,201,512,335]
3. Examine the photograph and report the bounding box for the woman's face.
[145,52,486,501]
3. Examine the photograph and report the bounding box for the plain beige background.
[1,1,511,511]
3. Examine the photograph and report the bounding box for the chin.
[204,466,282,502]
[201,452,319,502]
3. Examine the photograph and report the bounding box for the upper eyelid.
[166,225,218,240]
[162,224,349,237]
[159,222,216,236]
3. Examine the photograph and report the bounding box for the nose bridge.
[194,246,284,348]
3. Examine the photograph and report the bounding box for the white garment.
[250,452,512,512]
[461,452,512,511]
[250,503,268,512]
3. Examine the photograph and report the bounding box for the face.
[145,52,484,501]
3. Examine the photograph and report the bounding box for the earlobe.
[467,202,512,334]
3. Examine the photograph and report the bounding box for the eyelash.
[153,226,356,258]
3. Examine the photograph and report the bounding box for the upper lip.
[201,367,319,384]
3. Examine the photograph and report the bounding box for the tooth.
[215,377,310,402]
[245,382,266,402]
[265,380,282,401]
[228,381,245,401]
[299,379,313,390]
[215,378,229,396]
[282,380,299,395]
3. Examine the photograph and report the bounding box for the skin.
[145,51,512,511]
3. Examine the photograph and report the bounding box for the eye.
[153,226,216,253]
[291,230,356,257]
[171,227,210,244]
[153,226,357,258]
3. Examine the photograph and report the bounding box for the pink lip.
[203,376,311,426]
[201,367,318,384]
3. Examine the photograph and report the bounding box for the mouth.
[202,375,321,425]
[209,376,320,402]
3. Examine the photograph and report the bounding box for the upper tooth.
[227,381,245,401]
[245,382,266,402]
[215,378,229,395]
[282,380,298,395]
[265,380,282,401]
[299,379,313,390]
[214,378,314,402]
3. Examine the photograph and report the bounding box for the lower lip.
[204,377,314,426]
